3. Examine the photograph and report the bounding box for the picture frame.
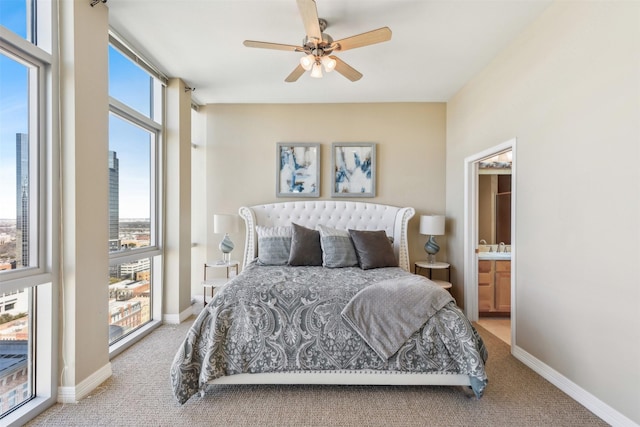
[276,143,320,198]
[331,142,376,198]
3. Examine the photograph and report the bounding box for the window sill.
[108,319,162,360]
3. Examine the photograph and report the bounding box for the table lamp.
[213,214,241,264]
[419,215,445,264]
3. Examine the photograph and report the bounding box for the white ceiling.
[107,0,551,105]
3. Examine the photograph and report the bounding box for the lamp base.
[424,235,440,264]
[219,234,234,264]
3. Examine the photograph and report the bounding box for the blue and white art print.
[332,143,376,198]
[276,143,320,198]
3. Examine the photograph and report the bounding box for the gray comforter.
[170,262,488,404]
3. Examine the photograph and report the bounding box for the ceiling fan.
[243,0,392,82]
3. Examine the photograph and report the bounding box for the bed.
[170,201,488,404]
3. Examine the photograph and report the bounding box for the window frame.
[107,37,165,355]
[0,31,48,284]
[0,0,58,425]
[107,97,162,261]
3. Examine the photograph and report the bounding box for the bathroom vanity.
[478,254,511,315]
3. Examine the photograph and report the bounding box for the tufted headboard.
[238,201,415,271]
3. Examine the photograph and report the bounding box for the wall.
[59,0,111,399]
[446,2,639,424]
[191,108,207,297]
[199,103,447,285]
[164,79,192,322]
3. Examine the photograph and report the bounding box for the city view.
[107,217,153,343]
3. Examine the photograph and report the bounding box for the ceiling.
[107,0,551,105]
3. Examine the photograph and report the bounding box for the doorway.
[463,138,516,348]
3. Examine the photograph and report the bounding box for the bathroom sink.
[478,252,511,260]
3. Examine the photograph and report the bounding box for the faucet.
[479,239,487,245]
[498,242,505,253]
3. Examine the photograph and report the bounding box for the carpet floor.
[26,315,608,426]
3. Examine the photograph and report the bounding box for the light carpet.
[27,313,608,426]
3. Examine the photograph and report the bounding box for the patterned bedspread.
[170,262,488,404]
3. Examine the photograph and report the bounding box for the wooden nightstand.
[415,261,452,290]
[202,261,239,305]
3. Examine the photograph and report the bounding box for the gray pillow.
[348,229,398,270]
[288,223,323,266]
[317,225,359,268]
[256,225,292,265]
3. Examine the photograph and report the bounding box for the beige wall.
[59,0,110,393]
[198,103,447,282]
[191,108,208,295]
[446,2,639,424]
[164,79,192,320]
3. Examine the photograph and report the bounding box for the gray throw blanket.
[342,274,454,360]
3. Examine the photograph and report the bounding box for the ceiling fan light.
[310,62,323,78]
[321,56,336,72]
[300,54,315,71]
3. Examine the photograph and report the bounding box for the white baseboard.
[163,305,193,324]
[512,345,637,427]
[57,362,112,404]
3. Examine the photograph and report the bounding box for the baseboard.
[512,345,637,427]
[57,362,112,404]
[163,305,193,324]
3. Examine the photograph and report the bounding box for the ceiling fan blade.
[243,40,303,52]
[285,64,306,82]
[332,27,392,52]
[331,56,363,82]
[297,0,322,41]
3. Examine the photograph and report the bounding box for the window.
[0,0,30,41]
[0,51,37,273]
[0,0,55,422]
[108,45,152,119]
[107,115,153,254]
[108,36,164,347]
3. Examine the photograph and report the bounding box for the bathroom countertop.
[478,252,511,260]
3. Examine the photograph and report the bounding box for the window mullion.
[0,27,52,65]
[109,96,161,132]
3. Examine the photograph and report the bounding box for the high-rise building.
[108,150,120,253]
[15,133,28,268]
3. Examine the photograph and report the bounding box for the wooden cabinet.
[478,260,494,312]
[478,260,511,315]
[494,261,511,312]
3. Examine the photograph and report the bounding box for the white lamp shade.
[419,215,445,236]
[310,62,323,78]
[321,56,336,72]
[213,214,240,234]
[300,54,315,71]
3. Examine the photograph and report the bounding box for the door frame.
[463,138,517,346]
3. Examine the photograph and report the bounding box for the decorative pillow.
[317,225,359,268]
[288,223,323,266]
[348,229,398,270]
[256,225,292,265]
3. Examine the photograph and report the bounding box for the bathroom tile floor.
[476,317,511,346]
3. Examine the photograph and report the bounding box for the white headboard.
[238,201,415,271]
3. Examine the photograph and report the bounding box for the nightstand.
[415,261,452,290]
[202,261,239,305]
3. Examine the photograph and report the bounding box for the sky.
[1,1,154,219]
[0,0,28,219]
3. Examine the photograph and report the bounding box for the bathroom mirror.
[478,152,511,245]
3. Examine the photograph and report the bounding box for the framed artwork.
[276,143,320,198]
[331,142,376,198]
